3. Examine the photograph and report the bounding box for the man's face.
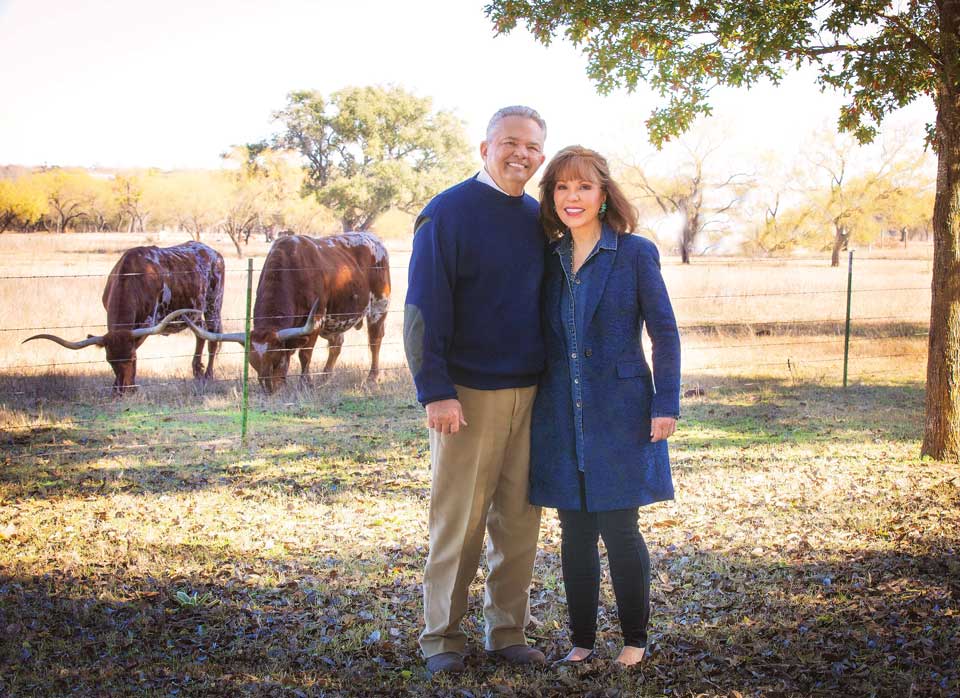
[480,116,546,196]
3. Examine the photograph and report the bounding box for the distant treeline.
[0,160,342,255]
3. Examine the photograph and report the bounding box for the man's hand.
[426,399,468,434]
[650,417,677,442]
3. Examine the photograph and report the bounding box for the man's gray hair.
[486,105,547,140]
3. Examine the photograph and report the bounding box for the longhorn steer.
[186,233,390,393]
[24,241,225,393]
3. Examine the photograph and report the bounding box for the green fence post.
[241,258,253,444]
[843,250,854,387]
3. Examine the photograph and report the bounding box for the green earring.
[599,201,607,217]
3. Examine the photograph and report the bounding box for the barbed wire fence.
[0,251,931,464]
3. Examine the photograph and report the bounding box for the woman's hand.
[650,417,677,442]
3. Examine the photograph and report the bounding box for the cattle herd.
[23,233,392,394]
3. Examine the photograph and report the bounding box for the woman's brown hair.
[539,145,638,240]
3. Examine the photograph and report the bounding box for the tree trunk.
[680,218,693,264]
[229,233,243,258]
[830,223,847,267]
[922,46,960,460]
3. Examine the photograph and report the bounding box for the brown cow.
[185,233,390,393]
[24,241,225,393]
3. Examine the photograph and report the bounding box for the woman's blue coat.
[530,229,681,512]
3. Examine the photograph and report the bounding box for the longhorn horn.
[276,299,322,341]
[130,308,203,338]
[22,332,105,350]
[182,317,247,345]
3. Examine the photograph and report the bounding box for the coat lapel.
[546,250,564,339]
[581,225,619,332]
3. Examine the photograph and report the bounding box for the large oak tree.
[486,0,959,461]
[271,86,473,232]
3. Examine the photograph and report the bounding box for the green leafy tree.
[272,85,473,231]
[486,0,959,460]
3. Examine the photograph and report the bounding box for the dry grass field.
[1,232,953,698]
[0,232,931,387]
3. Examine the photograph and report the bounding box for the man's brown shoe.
[426,652,465,676]
[488,644,546,665]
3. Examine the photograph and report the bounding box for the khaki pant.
[419,384,542,657]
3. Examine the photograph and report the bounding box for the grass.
[1,369,957,697]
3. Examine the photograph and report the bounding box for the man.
[403,106,548,676]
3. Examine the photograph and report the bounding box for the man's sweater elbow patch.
[413,215,432,237]
[403,303,425,377]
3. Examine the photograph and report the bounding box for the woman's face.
[553,171,605,234]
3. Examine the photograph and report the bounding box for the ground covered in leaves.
[1,373,957,697]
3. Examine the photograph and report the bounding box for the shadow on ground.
[1,542,956,697]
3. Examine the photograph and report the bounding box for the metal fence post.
[241,258,253,444]
[843,250,854,387]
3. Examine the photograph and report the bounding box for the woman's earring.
[599,201,608,218]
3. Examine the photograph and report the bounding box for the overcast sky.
[0,0,936,171]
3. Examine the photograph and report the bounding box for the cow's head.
[248,329,293,393]
[102,331,139,392]
[23,309,201,394]
[183,299,320,394]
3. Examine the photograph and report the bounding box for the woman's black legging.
[557,506,651,650]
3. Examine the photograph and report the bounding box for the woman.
[530,145,681,668]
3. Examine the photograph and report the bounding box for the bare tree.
[621,137,748,263]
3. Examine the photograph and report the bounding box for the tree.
[84,176,119,233]
[272,86,473,231]
[0,176,46,233]
[217,148,270,257]
[35,169,93,233]
[738,153,819,256]
[805,131,931,265]
[226,144,338,239]
[485,1,959,460]
[619,134,748,262]
[154,171,226,241]
[875,183,936,244]
[114,174,150,233]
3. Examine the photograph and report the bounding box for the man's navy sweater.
[404,176,546,406]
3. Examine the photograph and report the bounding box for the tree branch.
[880,12,942,66]
[799,43,862,56]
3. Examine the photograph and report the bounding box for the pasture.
[1,233,955,697]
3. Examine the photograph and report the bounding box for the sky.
[0,0,936,171]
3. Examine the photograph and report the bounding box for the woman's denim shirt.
[555,226,619,473]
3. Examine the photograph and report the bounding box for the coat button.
[584,348,592,357]
[570,352,577,359]
[576,400,582,408]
